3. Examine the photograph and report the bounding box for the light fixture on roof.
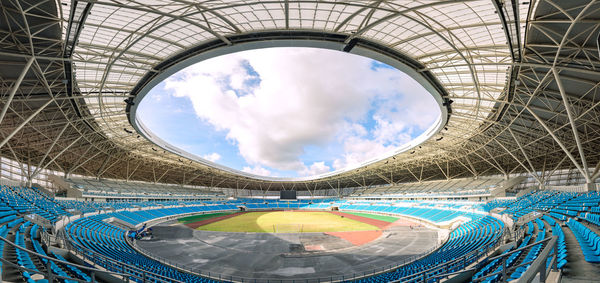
[124,97,135,106]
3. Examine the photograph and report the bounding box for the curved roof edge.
[127,32,450,182]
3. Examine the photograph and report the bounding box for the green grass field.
[177,212,234,224]
[195,211,379,233]
[344,212,398,223]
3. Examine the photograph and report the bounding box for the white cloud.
[201,152,221,162]
[162,47,440,176]
[299,162,331,177]
[242,165,271,176]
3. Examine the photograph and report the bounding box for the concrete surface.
[137,220,438,280]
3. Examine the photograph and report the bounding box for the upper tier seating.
[353,177,505,198]
[0,186,70,223]
[65,177,224,198]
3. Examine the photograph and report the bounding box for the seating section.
[352,177,505,198]
[55,200,103,214]
[65,177,224,198]
[358,216,504,282]
[566,219,600,262]
[0,186,70,223]
[3,186,599,283]
[50,251,92,282]
[66,213,218,282]
[472,244,515,282]
[552,223,568,269]
[488,190,600,269]
[581,213,600,227]
[509,230,546,280]
[32,239,78,283]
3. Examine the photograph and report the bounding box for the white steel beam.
[0,56,34,125]
[525,106,588,179]
[553,68,590,182]
[0,98,54,150]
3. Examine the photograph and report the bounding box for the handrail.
[59,227,186,283]
[468,235,558,283]
[57,207,448,283]
[0,235,133,282]
[123,210,485,283]
[388,224,507,283]
[57,205,504,283]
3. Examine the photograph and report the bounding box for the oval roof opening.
[135,47,443,179]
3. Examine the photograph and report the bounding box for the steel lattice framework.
[0,0,599,193]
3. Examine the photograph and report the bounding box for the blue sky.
[137,47,440,177]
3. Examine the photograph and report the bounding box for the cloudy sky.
[137,47,440,177]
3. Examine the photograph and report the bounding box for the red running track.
[327,211,392,229]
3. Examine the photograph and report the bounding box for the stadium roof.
[0,0,599,192]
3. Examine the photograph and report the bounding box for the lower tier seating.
[357,216,504,282]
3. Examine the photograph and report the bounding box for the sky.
[137,47,440,178]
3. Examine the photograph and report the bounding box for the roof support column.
[590,162,600,182]
[0,98,55,150]
[33,123,69,174]
[552,68,590,182]
[66,149,101,176]
[525,106,588,180]
[0,56,34,125]
[507,128,541,181]
[494,139,542,184]
[31,136,83,180]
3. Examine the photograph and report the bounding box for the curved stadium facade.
[0,0,599,283]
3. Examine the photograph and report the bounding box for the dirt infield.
[328,211,392,229]
[326,230,383,246]
[184,212,246,229]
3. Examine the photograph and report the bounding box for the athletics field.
[180,211,387,233]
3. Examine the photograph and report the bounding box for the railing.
[0,235,155,283]
[516,211,543,226]
[468,236,558,283]
[25,213,52,228]
[119,206,496,282]
[387,226,508,283]
[125,210,508,282]
[55,205,506,283]
[59,228,186,283]
[544,185,590,193]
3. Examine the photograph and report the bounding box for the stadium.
[0,0,599,282]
